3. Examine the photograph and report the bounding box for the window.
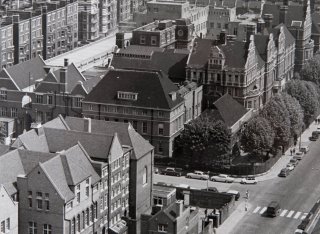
[6,218,10,231]
[158,123,164,135]
[47,95,53,105]
[86,208,90,225]
[36,94,43,104]
[158,224,167,232]
[37,192,42,210]
[142,122,147,134]
[76,192,80,203]
[117,91,138,100]
[151,36,157,45]
[36,111,43,123]
[158,142,163,154]
[142,166,147,185]
[85,180,89,197]
[29,222,37,234]
[28,191,32,208]
[74,97,82,107]
[77,215,80,232]
[45,193,49,210]
[66,201,73,210]
[0,107,6,116]
[1,221,4,233]
[43,224,52,234]
[0,90,7,100]
[11,108,17,118]
[140,35,146,44]
[158,111,164,117]
[71,218,75,234]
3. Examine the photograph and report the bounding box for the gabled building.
[12,115,154,233]
[82,68,202,157]
[262,0,314,71]
[0,185,18,234]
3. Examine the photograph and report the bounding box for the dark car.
[202,187,219,192]
[162,167,182,177]
[266,201,281,217]
[290,158,299,167]
[278,168,290,177]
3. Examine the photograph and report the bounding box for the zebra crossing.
[252,206,308,220]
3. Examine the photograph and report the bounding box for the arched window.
[142,166,147,185]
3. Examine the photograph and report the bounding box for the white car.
[286,163,295,171]
[186,171,209,180]
[211,174,234,183]
[241,176,258,184]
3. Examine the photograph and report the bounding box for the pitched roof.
[203,94,249,127]
[12,129,49,152]
[111,48,189,82]
[0,56,46,89]
[43,114,70,130]
[84,69,184,110]
[34,63,87,93]
[64,116,154,160]
[0,149,56,195]
[254,34,269,62]
[187,38,212,69]
[43,128,114,160]
[262,4,306,28]
[220,41,250,68]
[312,12,320,34]
[272,24,296,47]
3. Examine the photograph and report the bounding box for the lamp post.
[207,171,210,191]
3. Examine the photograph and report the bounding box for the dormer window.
[169,92,176,101]
[117,91,138,101]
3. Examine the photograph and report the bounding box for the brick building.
[0,20,14,69]
[186,25,295,110]
[262,0,314,71]
[130,19,194,49]
[82,69,202,157]
[0,185,18,234]
[12,115,154,233]
[78,0,100,42]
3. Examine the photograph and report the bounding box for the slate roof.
[312,12,320,34]
[43,128,114,160]
[202,94,249,127]
[254,34,269,62]
[0,149,56,195]
[0,56,46,89]
[111,48,189,82]
[262,4,306,28]
[272,24,296,48]
[84,69,184,110]
[116,45,164,56]
[34,63,87,93]
[187,38,212,69]
[64,116,154,160]
[12,129,49,152]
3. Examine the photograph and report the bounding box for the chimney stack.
[246,24,256,42]
[257,19,265,33]
[60,67,67,92]
[64,58,69,67]
[84,117,91,133]
[280,5,288,25]
[219,29,227,45]
[263,14,274,30]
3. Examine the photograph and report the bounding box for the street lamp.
[207,171,210,191]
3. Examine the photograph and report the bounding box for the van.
[266,201,281,217]
[300,146,309,153]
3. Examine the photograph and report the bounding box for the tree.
[240,116,274,155]
[278,93,304,138]
[260,95,291,150]
[300,54,320,86]
[286,80,320,126]
[177,116,231,163]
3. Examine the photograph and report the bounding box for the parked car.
[186,171,209,180]
[202,187,219,192]
[265,201,281,217]
[278,168,290,177]
[293,152,304,161]
[286,163,295,171]
[310,131,319,141]
[162,167,182,177]
[225,190,240,201]
[290,158,299,166]
[211,174,234,183]
[300,146,309,153]
[241,176,258,184]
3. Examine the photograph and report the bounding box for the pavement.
[217,119,320,234]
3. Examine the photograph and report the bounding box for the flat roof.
[46,33,132,71]
[153,185,176,197]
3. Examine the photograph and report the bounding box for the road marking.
[253,206,261,213]
[259,207,267,214]
[301,213,308,220]
[287,210,295,218]
[280,209,288,217]
[294,212,301,219]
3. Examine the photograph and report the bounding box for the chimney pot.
[64,58,69,67]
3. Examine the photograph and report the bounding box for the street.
[154,137,320,234]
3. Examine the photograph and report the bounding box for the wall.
[0,186,18,234]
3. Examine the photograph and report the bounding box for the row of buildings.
[1,115,154,234]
